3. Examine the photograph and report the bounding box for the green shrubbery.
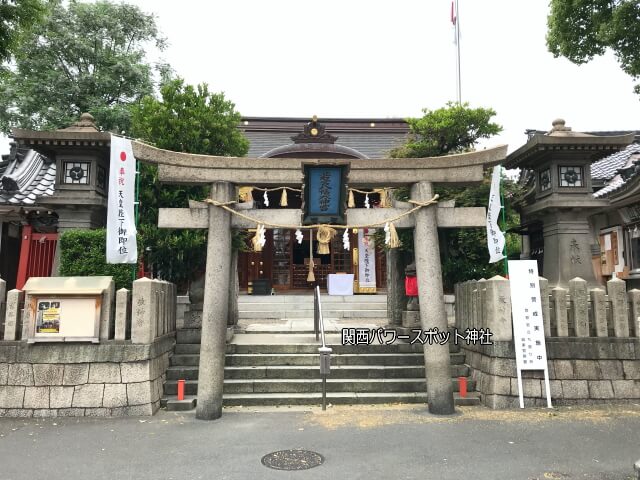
[58,229,135,290]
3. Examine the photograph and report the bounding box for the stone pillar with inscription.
[196,182,234,421]
[411,181,455,415]
[542,210,599,288]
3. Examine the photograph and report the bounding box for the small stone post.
[0,278,6,337]
[569,277,589,337]
[114,288,130,341]
[477,278,487,330]
[3,289,23,341]
[551,287,568,337]
[627,289,640,337]
[197,182,234,421]
[131,278,157,344]
[608,277,629,337]
[539,277,551,337]
[590,288,608,337]
[484,276,512,341]
[411,181,454,415]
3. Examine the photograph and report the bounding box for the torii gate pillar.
[196,181,234,420]
[411,181,455,414]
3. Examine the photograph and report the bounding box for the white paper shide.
[106,134,137,263]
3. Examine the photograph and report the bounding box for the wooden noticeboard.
[29,295,101,343]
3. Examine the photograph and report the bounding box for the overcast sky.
[2,0,639,156]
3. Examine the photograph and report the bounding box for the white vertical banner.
[357,228,376,290]
[106,134,137,264]
[487,165,506,263]
[508,260,552,409]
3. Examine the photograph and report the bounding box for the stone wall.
[0,277,177,417]
[455,275,640,408]
[465,339,640,408]
[0,335,173,417]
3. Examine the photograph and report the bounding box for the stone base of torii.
[132,141,508,420]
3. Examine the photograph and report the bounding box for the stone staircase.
[162,328,480,410]
[238,294,388,320]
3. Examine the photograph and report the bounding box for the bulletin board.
[28,296,101,343]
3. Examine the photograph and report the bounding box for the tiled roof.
[240,117,410,158]
[244,131,408,158]
[591,143,640,180]
[592,144,640,198]
[0,148,56,205]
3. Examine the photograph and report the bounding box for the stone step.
[162,392,480,407]
[166,364,471,380]
[238,295,387,304]
[238,302,387,312]
[239,310,388,319]
[170,352,465,367]
[164,378,476,395]
[173,342,460,355]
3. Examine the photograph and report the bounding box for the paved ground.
[1,403,639,480]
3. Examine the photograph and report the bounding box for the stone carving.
[570,239,582,264]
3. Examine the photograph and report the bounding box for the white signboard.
[30,297,100,343]
[106,134,137,263]
[357,228,376,291]
[508,260,552,408]
[486,165,506,263]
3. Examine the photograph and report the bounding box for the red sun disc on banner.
[120,152,127,161]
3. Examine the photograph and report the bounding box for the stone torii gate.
[132,142,508,420]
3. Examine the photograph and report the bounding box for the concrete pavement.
[1,403,639,480]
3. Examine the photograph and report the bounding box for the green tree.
[547,0,640,95]
[390,102,519,291]
[130,78,249,287]
[0,0,46,62]
[0,0,166,133]
[390,102,501,158]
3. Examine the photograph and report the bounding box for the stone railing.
[454,276,640,408]
[0,277,177,417]
[455,276,640,340]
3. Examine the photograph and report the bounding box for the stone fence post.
[569,277,589,337]
[627,289,640,338]
[591,288,607,337]
[114,288,130,341]
[608,278,629,338]
[3,289,23,341]
[131,278,158,344]
[0,278,6,338]
[551,287,569,337]
[484,276,512,341]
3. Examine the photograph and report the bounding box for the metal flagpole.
[455,0,462,104]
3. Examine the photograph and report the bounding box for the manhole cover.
[261,449,325,470]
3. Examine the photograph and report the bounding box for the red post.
[458,376,467,398]
[16,225,33,290]
[177,379,185,401]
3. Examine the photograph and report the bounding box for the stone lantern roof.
[505,119,634,170]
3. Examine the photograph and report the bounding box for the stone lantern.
[506,119,634,287]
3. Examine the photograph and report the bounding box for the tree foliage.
[130,78,249,288]
[0,0,46,62]
[547,0,640,95]
[59,229,133,290]
[390,102,502,158]
[0,0,166,133]
[389,103,519,292]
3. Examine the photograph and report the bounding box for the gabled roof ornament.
[291,115,338,144]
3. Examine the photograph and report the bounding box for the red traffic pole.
[177,379,185,401]
[458,376,467,398]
